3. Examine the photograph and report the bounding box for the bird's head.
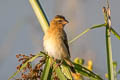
[50,15,69,27]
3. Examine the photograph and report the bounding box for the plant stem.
[103,6,114,80]
[68,24,105,44]
[106,26,114,80]
[29,0,49,33]
[111,27,120,40]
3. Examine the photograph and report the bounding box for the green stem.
[106,26,114,80]
[103,6,114,80]
[113,62,117,80]
[68,24,105,44]
[111,27,120,40]
[29,0,49,33]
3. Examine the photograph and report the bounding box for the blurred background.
[0,0,120,80]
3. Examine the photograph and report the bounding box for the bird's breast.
[43,31,68,59]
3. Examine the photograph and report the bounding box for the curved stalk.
[29,0,49,33]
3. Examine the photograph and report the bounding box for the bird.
[43,15,72,65]
[43,15,81,80]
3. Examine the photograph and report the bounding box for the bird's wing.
[62,30,70,57]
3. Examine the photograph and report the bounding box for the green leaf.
[8,52,45,80]
[61,64,72,79]
[48,67,53,80]
[68,24,105,44]
[54,63,67,80]
[73,63,103,80]
[41,57,52,80]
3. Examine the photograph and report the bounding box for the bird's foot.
[53,59,63,71]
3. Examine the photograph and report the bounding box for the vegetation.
[9,0,120,80]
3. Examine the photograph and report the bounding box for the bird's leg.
[53,59,63,71]
[57,59,63,66]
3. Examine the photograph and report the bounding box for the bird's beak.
[63,19,69,24]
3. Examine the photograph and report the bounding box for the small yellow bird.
[43,15,71,65]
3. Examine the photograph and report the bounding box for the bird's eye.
[58,20,63,22]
